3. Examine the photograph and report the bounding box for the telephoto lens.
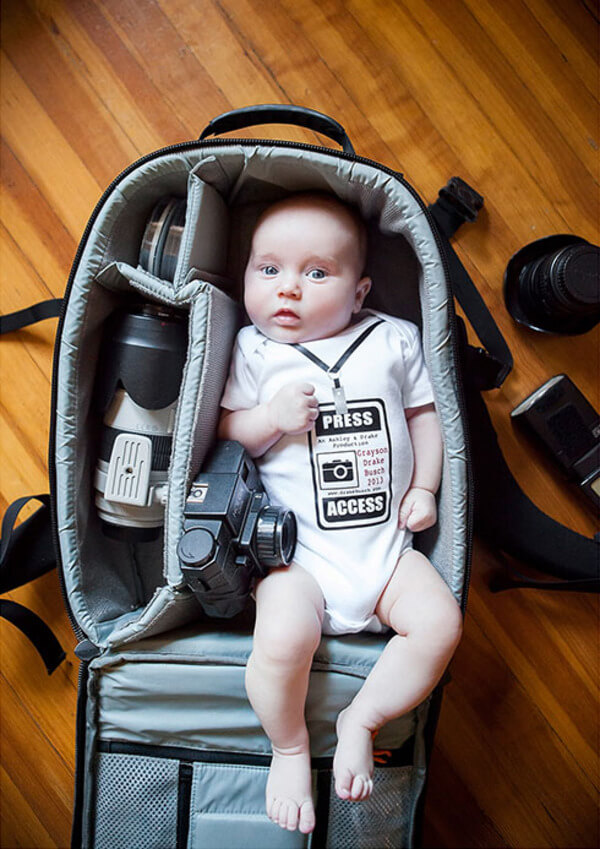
[504,234,600,335]
[93,303,188,540]
[139,197,187,282]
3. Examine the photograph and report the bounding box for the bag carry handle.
[199,104,356,154]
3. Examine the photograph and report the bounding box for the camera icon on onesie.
[317,452,359,489]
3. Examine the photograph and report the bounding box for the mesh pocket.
[326,766,419,849]
[92,752,179,849]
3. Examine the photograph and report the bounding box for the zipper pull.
[74,640,102,662]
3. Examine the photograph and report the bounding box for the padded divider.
[163,285,240,587]
[92,264,240,645]
[188,761,308,848]
[99,159,193,270]
[91,624,416,755]
[173,168,231,292]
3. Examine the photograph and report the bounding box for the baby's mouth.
[273,308,301,325]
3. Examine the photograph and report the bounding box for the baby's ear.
[354,276,372,311]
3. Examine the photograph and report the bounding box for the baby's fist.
[268,382,319,435]
[398,487,437,532]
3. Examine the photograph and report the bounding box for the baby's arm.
[399,402,442,532]
[218,382,319,458]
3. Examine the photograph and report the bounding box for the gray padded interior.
[55,144,467,647]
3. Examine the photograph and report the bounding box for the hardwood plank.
[42,0,190,150]
[458,0,597,176]
[441,572,599,846]
[0,670,74,847]
[528,0,599,98]
[0,766,55,849]
[2,0,140,188]
[0,142,75,301]
[0,52,102,239]
[96,0,229,139]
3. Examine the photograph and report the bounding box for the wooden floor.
[1,1,598,847]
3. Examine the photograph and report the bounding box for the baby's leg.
[245,563,324,833]
[334,550,462,801]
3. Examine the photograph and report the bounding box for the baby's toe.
[359,777,373,801]
[335,767,353,799]
[350,775,364,801]
[298,800,316,834]
[283,801,299,831]
[269,797,281,824]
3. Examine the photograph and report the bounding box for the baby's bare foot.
[266,742,315,833]
[333,707,374,801]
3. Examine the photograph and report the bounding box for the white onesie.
[221,310,435,635]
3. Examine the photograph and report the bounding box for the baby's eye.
[261,265,279,276]
[307,268,327,281]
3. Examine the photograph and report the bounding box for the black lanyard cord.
[292,319,384,375]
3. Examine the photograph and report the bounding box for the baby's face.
[244,199,371,344]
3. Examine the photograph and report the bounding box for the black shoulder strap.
[457,319,600,592]
[429,178,513,389]
[1,495,66,673]
[0,298,62,334]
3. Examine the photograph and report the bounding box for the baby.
[218,192,462,834]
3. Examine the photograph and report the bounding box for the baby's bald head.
[251,192,368,277]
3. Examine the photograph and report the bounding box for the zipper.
[176,762,193,849]
[70,660,90,849]
[48,134,474,637]
[96,737,414,769]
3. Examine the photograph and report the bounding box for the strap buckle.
[438,177,484,224]
[467,345,510,391]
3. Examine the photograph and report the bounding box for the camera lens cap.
[177,528,216,567]
[555,245,599,308]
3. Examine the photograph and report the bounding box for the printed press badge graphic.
[308,398,392,530]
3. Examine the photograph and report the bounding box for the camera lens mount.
[255,507,297,568]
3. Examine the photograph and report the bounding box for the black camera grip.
[198,104,355,154]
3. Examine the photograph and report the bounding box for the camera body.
[511,374,600,508]
[177,440,297,618]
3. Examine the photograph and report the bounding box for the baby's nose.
[277,275,302,298]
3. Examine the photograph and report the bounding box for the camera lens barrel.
[139,197,186,282]
[255,507,297,568]
[521,244,600,323]
[504,235,599,335]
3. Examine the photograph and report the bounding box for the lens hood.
[503,234,599,335]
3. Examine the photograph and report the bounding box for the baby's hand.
[398,487,437,532]
[268,382,319,435]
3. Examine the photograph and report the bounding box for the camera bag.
[2,104,595,849]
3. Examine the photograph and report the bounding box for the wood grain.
[1,1,598,846]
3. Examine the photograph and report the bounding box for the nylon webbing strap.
[456,319,600,592]
[1,600,66,674]
[429,197,513,389]
[1,494,66,673]
[0,298,62,334]
[0,495,55,590]
[292,319,383,374]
